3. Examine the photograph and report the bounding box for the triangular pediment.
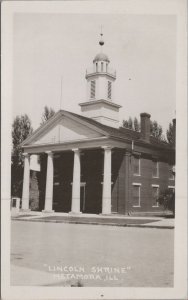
[22,111,107,146]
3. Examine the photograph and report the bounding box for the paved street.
[11,220,174,287]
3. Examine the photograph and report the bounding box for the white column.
[102,146,112,214]
[43,151,54,212]
[21,153,30,210]
[71,148,81,214]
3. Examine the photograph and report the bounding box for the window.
[101,62,104,72]
[169,165,175,180]
[90,80,96,99]
[133,156,140,175]
[168,186,175,193]
[132,183,141,207]
[152,161,159,178]
[107,81,112,99]
[96,63,98,72]
[152,185,159,207]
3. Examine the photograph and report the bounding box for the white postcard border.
[1,0,187,299]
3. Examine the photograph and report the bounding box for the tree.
[122,119,129,128]
[11,114,33,197]
[41,106,55,125]
[166,121,173,144]
[150,120,163,140]
[122,117,134,130]
[122,116,165,141]
[133,117,140,132]
[127,117,133,130]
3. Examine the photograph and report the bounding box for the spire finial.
[99,25,104,47]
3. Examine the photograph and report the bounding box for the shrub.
[157,188,175,216]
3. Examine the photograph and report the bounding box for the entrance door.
[80,184,86,213]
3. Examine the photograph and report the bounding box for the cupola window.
[96,63,98,72]
[90,80,96,99]
[101,62,104,72]
[107,81,112,99]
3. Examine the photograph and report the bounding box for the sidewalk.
[11,211,174,229]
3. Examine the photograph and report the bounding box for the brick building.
[21,36,175,215]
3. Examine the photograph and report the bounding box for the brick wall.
[111,151,175,215]
[129,155,174,212]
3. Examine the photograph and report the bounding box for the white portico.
[21,109,130,214]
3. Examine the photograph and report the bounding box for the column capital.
[23,152,30,158]
[72,148,80,153]
[45,151,53,156]
[102,146,113,151]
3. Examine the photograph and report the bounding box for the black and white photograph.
[1,0,187,299]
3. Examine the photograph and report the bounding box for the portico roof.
[22,110,174,155]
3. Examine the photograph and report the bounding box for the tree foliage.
[122,119,129,128]
[133,117,140,132]
[166,121,174,144]
[12,115,33,167]
[150,120,164,140]
[127,117,133,129]
[122,116,165,140]
[122,117,140,131]
[41,106,56,125]
[11,114,33,197]
[157,188,175,216]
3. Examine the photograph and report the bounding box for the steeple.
[79,29,121,128]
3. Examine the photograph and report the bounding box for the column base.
[20,209,31,212]
[69,211,82,215]
[42,210,55,213]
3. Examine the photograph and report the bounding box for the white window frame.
[133,156,141,176]
[168,185,175,189]
[132,183,141,208]
[168,185,175,192]
[151,184,159,207]
[152,161,159,178]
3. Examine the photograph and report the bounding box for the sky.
[12,13,176,133]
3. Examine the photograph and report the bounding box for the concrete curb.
[11,217,174,229]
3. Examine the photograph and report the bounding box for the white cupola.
[79,31,121,128]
